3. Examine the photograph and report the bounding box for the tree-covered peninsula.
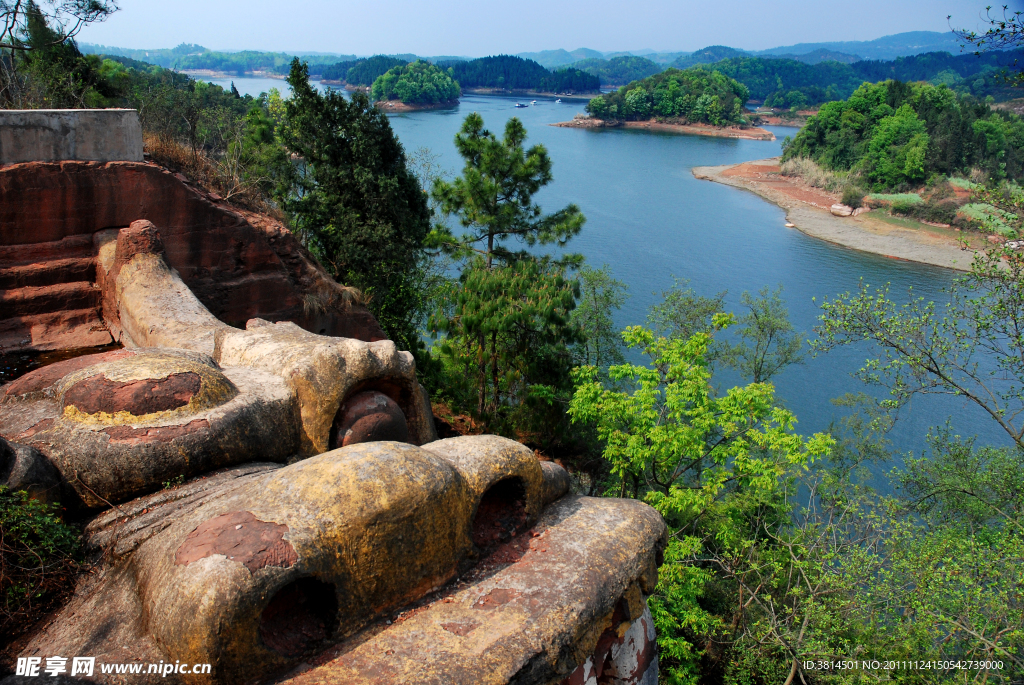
[370,60,460,105]
[585,68,749,125]
[783,80,1024,189]
[442,55,600,93]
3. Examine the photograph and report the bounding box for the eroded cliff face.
[0,160,385,353]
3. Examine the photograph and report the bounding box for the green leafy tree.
[571,264,628,374]
[865,103,930,187]
[430,113,585,424]
[281,58,430,350]
[813,247,1024,449]
[568,322,833,683]
[725,285,804,384]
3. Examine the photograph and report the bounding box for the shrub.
[1,487,81,639]
[841,186,865,208]
[891,200,918,216]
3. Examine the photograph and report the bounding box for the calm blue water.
[208,80,1008,457]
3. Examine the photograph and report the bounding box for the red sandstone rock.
[0,161,386,352]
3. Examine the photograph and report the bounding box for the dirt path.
[693,158,983,272]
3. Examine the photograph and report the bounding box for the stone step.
[0,281,101,318]
[0,234,95,269]
[0,257,95,289]
[0,308,112,353]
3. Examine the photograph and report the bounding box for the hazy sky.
[75,0,1018,56]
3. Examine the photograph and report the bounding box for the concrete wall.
[0,109,143,164]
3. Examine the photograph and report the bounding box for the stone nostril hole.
[259,577,338,658]
[472,477,528,550]
[329,390,410,450]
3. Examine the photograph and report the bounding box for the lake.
[211,79,1008,457]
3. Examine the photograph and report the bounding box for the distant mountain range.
[517,31,970,69]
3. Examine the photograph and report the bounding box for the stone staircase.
[0,234,112,353]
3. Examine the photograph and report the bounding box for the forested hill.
[705,49,1024,108]
[80,42,349,75]
[783,79,1024,189]
[441,55,600,93]
[571,56,662,85]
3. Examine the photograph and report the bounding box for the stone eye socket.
[472,477,528,550]
[329,390,410,449]
[259,577,338,658]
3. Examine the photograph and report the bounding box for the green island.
[369,59,461,108]
[556,67,776,140]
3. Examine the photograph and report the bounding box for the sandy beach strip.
[693,158,981,272]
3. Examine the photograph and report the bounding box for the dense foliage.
[706,50,1024,110]
[571,55,662,85]
[370,59,460,104]
[1,487,81,641]
[342,55,408,86]
[783,79,1024,188]
[443,54,550,90]
[443,54,598,93]
[586,67,749,125]
[283,60,431,349]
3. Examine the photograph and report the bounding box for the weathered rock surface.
[830,203,854,217]
[0,348,298,508]
[13,438,663,685]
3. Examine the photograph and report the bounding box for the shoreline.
[693,158,980,272]
[178,69,287,80]
[554,117,775,140]
[464,88,598,100]
[375,99,459,112]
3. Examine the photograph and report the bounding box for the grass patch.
[947,176,981,191]
[865,193,924,204]
[959,203,1019,236]
[780,157,858,194]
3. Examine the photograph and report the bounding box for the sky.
[75,0,1019,56]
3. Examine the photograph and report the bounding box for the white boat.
[531,100,537,104]
[555,98,561,103]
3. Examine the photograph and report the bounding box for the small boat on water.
[531,100,537,104]
[555,98,561,103]
[514,102,528,108]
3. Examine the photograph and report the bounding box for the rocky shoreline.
[693,158,982,272]
[554,116,776,141]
